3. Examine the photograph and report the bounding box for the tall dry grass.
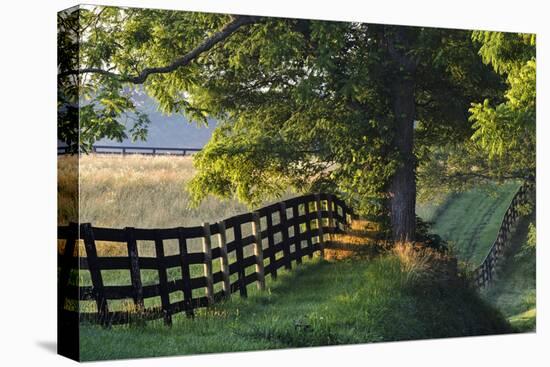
[58,154,281,257]
[324,219,386,260]
[58,155,79,225]
[392,242,458,285]
[58,154,250,228]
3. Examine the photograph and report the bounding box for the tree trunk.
[388,42,417,242]
[389,77,416,242]
[383,26,418,243]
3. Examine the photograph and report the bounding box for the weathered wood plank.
[327,195,335,237]
[233,223,247,297]
[252,212,266,290]
[154,231,172,326]
[217,221,231,299]
[202,222,214,305]
[279,202,292,270]
[314,194,325,259]
[58,222,78,314]
[177,227,194,317]
[265,212,277,279]
[81,223,109,326]
[303,200,314,259]
[125,227,144,313]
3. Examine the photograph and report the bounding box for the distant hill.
[59,91,217,149]
[98,92,216,148]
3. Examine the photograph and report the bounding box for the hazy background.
[59,91,217,148]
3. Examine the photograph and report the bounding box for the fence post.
[327,195,335,240]
[341,201,348,230]
[266,211,277,279]
[233,222,248,297]
[279,202,292,270]
[58,222,78,318]
[202,222,215,305]
[303,200,314,259]
[154,230,172,326]
[252,212,266,291]
[125,227,144,315]
[292,204,303,264]
[217,221,231,299]
[314,194,325,259]
[81,223,109,326]
[177,227,194,317]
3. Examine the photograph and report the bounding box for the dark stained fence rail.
[57,145,202,156]
[474,181,534,288]
[58,193,353,326]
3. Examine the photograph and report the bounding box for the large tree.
[59,6,505,241]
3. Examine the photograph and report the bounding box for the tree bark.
[389,77,416,242]
[386,28,418,243]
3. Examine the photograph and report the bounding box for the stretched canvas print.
[57,4,536,362]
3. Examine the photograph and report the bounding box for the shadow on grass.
[79,256,513,361]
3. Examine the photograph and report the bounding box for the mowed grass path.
[418,183,536,332]
[419,182,520,265]
[80,256,511,361]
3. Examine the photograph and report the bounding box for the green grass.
[63,157,524,360]
[481,214,536,332]
[418,182,520,265]
[418,184,536,333]
[79,255,512,361]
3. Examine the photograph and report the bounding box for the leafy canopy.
[417,31,535,201]
[59,6,508,220]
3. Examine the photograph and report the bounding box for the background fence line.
[474,181,534,288]
[58,193,353,326]
[57,145,202,156]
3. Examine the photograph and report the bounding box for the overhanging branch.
[59,15,261,84]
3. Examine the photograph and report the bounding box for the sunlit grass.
[78,154,251,228]
[418,185,536,333]
[417,182,520,265]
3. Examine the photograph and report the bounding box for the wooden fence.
[57,145,201,156]
[58,193,353,326]
[474,181,534,288]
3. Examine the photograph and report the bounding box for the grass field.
[76,154,251,228]
[58,155,527,360]
[58,154,306,313]
[417,182,520,265]
[79,254,511,361]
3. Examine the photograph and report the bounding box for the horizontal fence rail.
[57,145,202,156]
[474,181,534,288]
[58,193,353,326]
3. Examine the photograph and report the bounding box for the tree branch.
[59,15,261,84]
